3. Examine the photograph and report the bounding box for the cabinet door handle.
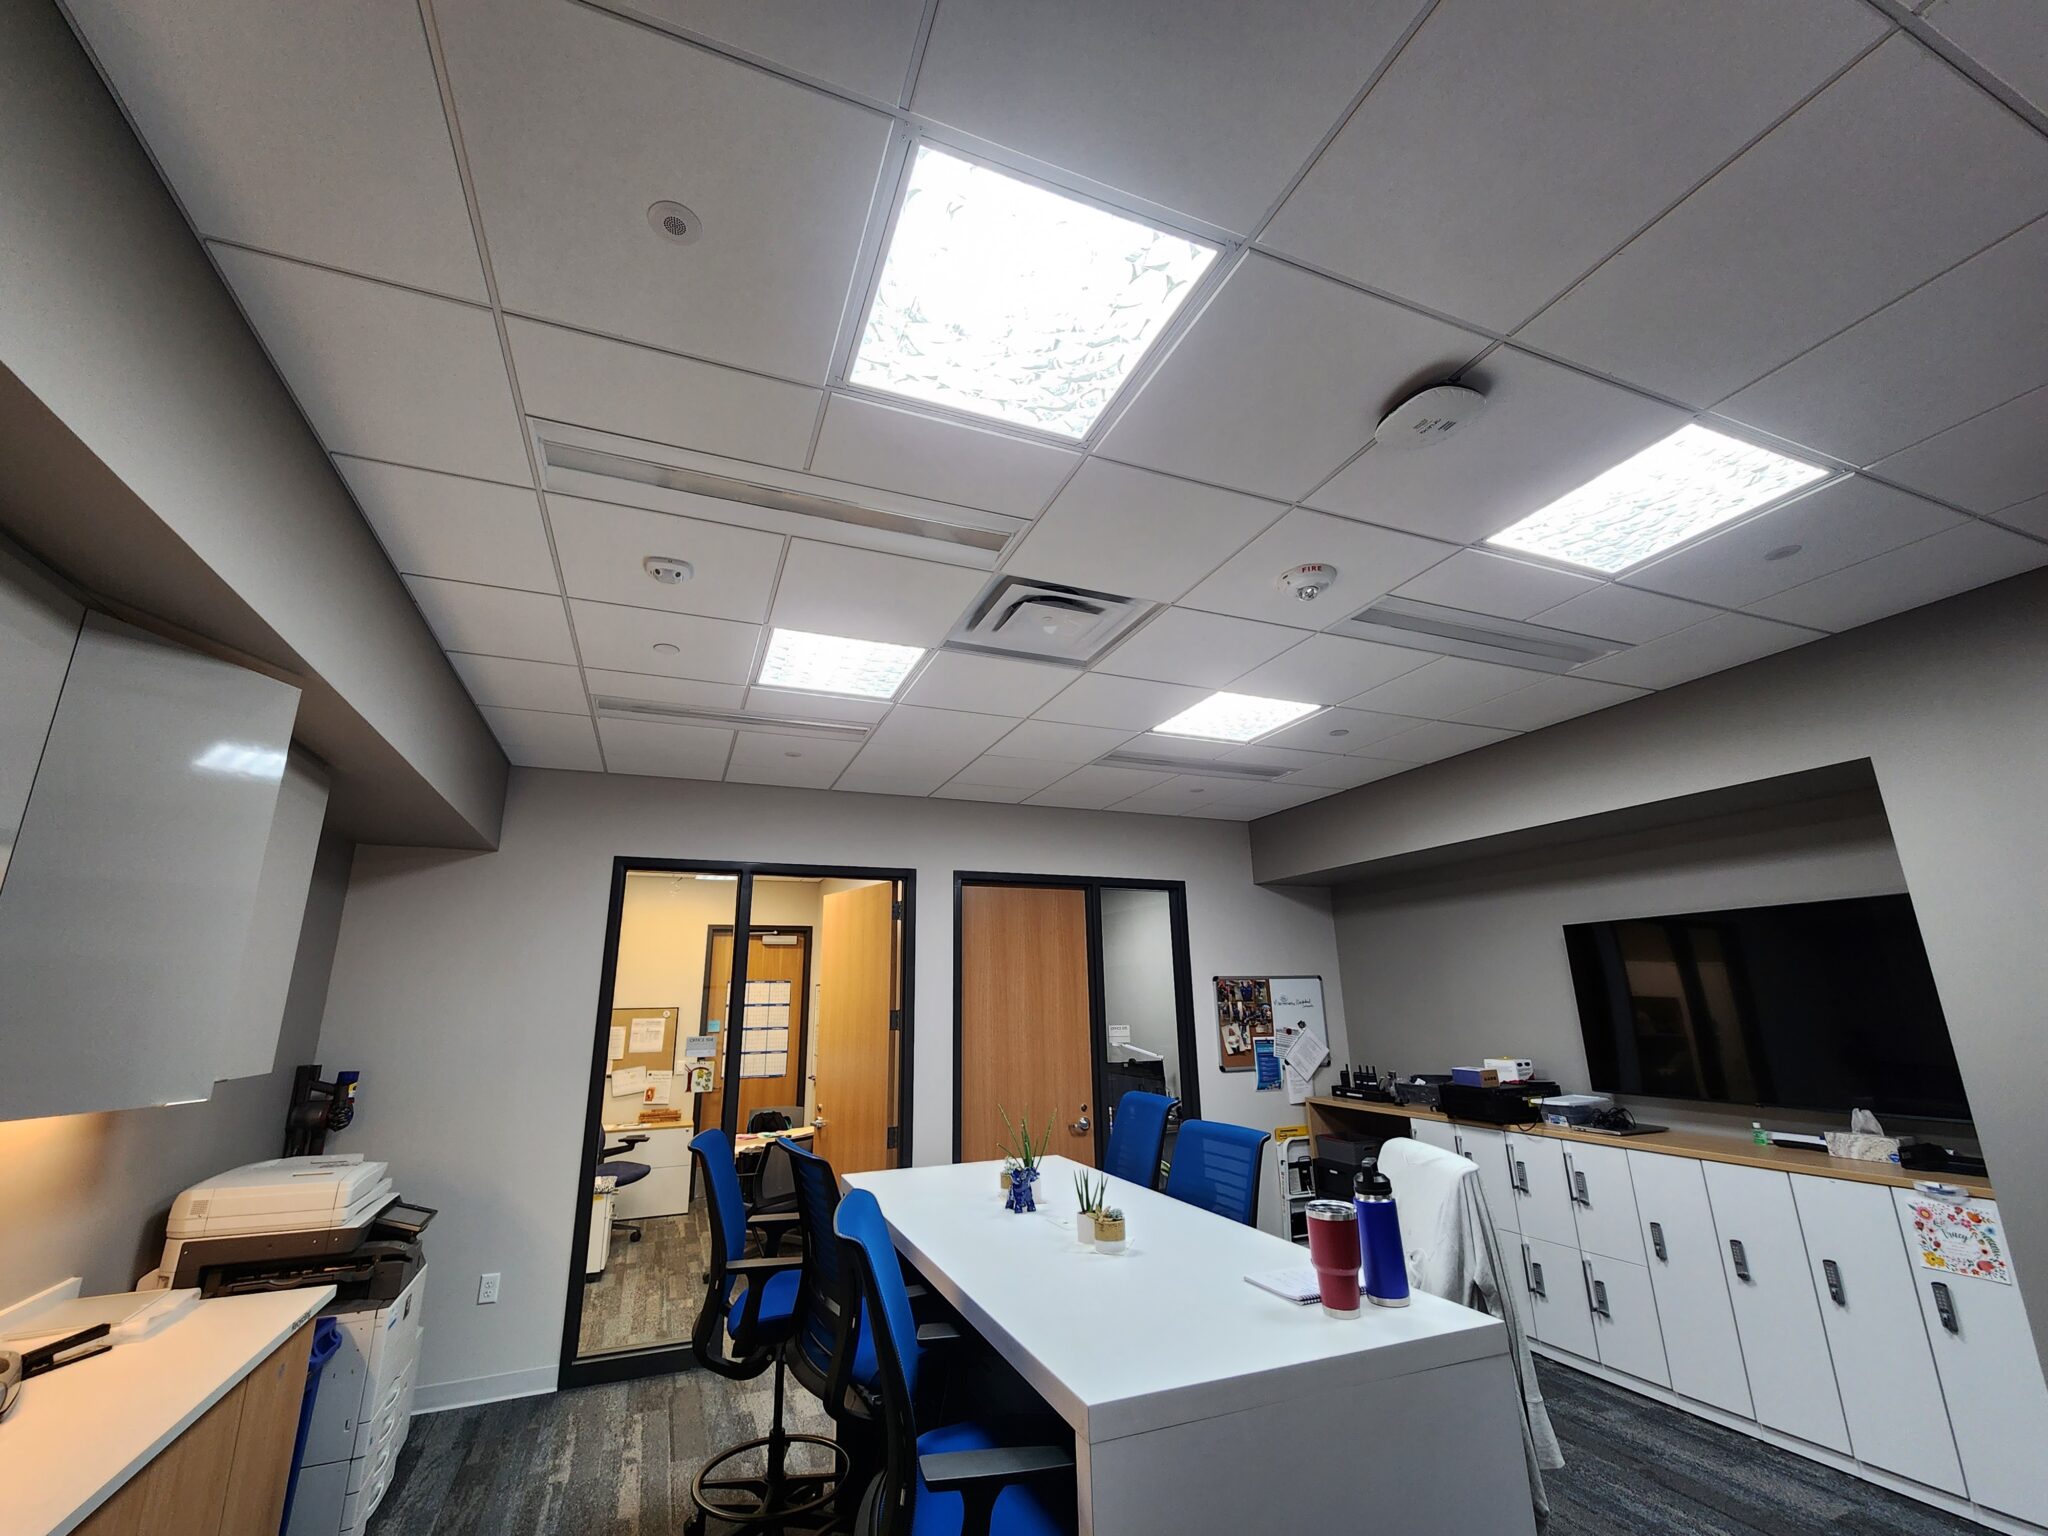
[1729,1238,1751,1283]
[1524,1244,1546,1299]
[1822,1258,1845,1307]
[1649,1221,1667,1262]
[1510,1154,1529,1194]
[1567,1156,1590,1207]
[1453,1133,1466,1159]
[1582,1259,1610,1319]
[1932,1281,1960,1335]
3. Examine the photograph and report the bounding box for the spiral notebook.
[1244,1267,1323,1305]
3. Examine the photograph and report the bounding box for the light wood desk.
[845,1156,1535,1536]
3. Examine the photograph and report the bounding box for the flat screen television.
[1563,894,1971,1122]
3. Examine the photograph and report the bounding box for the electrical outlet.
[477,1272,500,1305]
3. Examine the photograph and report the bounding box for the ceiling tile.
[568,599,760,682]
[725,730,862,789]
[1391,548,1604,619]
[809,396,1080,518]
[1100,256,1485,501]
[1228,634,1431,705]
[1519,36,2048,405]
[337,458,557,593]
[911,0,1427,234]
[1746,520,2048,631]
[1035,674,1208,731]
[835,706,1015,795]
[483,706,602,770]
[1454,674,1648,732]
[1179,509,1457,628]
[1094,610,1305,688]
[1535,583,1720,645]
[1994,495,2048,539]
[945,755,1075,791]
[770,541,985,647]
[587,671,747,711]
[1305,349,1687,544]
[1281,754,1413,791]
[932,782,1034,804]
[597,717,734,780]
[449,654,587,715]
[65,0,485,298]
[1255,705,1417,754]
[1204,781,1331,813]
[1622,477,1963,608]
[506,318,819,470]
[744,686,891,724]
[1368,720,1521,764]
[1870,384,2048,514]
[406,576,574,664]
[547,495,784,622]
[1004,460,1282,604]
[436,0,891,380]
[1180,802,1262,821]
[607,0,929,101]
[1214,745,1333,774]
[1716,217,2048,465]
[992,719,1136,763]
[211,246,529,482]
[1573,611,1822,687]
[1347,657,1541,718]
[1025,765,1174,808]
[899,652,1074,716]
[1110,774,1253,814]
[1919,0,2048,114]
[1260,0,1884,330]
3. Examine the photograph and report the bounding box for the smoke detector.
[643,555,694,585]
[1375,383,1487,450]
[1280,563,1335,603]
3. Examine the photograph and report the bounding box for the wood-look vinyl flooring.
[577,1209,710,1358]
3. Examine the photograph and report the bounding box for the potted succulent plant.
[1073,1171,1107,1244]
[1094,1207,1127,1255]
[997,1105,1055,1213]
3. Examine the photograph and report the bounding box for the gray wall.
[0,829,353,1300]
[1259,568,2048,1377]
[1100,887,1184,1099]
[316,770,1345,1406]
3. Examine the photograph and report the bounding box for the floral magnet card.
[1908,1199,2012,1286]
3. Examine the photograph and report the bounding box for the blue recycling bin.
[280,1316,343,1534]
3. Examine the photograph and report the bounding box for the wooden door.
[813,881,898,1175]
[958,884,1096,1168]
[697,930,808,1133]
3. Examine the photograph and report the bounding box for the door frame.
[559,857,915,1391]
[950,871,1200,1165]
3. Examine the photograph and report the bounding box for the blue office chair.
[685,1129,844,1535]
[836,1188,1075,1536]
[1102,1091,1176,1190]
[1162,1120,1269,1226]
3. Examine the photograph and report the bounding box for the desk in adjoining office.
[844,1154,1536,1536]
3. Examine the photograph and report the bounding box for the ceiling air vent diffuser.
[1333,596,1619,675]
[945,575,1155,667]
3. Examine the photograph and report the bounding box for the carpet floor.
[577,1209,710,1358]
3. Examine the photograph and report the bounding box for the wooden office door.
[813,882,898,1174]
[958,884,1096,1167]
[698,930,807,1133]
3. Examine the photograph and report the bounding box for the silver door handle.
[1568,1158,1590,1206]
[1649,1221,1667,1262]
[1583,1259,1610,1318]
[1523,1244,1546,1299]
[1452,1133,1466,1158]
[1510,1155,1529,1194]
[1932,1281,1959,1334]
[1823,1258,1845,1307]
[1070,1103,1091,1134]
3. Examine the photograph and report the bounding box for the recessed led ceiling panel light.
[1486,423,1830,574]
[757,628,923,699]
[849,145,1217,439]
[1152,691,1320,743]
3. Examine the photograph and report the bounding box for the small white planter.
[1077,1211,1098,1246]
[1094,1216,1127,1255]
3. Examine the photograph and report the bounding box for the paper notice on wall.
[1281,1022,1328,1106]
[643,1070,673,1106]
[1906,1198,2012,1285]
[1253,1037,1282,1091]
[683,1035,717,1061]
[768,979,792,1004]
[609,1065,648,1098]
[1107,1023,1132,1047]
[745,980,770,1004]
[608,1025,626,1062]
[688,1064,715,1094]
[761,1026,789,1052]
[628,1017,667,1054]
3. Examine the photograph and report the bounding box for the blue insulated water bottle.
[1354,1165,1410,1308]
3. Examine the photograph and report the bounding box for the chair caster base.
[687,1432,846,1535]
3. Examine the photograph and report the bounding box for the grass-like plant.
[996,1103,1056,1169]
[1072,1171,1107,1214]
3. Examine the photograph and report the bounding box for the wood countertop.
[1306,1095,1994,1199]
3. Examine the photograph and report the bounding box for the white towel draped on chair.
[1377,1135,1563,1526]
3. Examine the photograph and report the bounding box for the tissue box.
[1824,1131,1901,1164]
[1451,1066,1500,1087]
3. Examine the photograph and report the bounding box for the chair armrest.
[903,1281,930,1301]
[746,1210,800,1229]
[915,1321,963,1344]
[918,1445,1074,1493]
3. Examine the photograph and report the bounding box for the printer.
[144,1154,431,1302]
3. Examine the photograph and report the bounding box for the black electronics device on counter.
[1438,1080,1561,1125]
[1394,1075,1453,1108]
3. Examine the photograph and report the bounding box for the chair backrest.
[687,1128,763,1377]
[1163,1120,1269,1225]
[835,1188,924,1536]
[748,1107,796,1132]
[1103,1091,1175,1188]
[1375,1135,1478,1304]
[779,1137,858,1402]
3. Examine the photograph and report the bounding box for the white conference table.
[845,1155,1536,1536]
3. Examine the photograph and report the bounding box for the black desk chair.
[742,1107,802,1222]
[685,1128,844,1536]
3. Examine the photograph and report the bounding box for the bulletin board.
[1214,976,1327,1095]
[607,1006,682,1110]
[1213,977,1274,1071]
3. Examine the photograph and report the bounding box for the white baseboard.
[412,1364,558,1415]
[1532,1344,2042,1536]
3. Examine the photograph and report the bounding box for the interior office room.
[2,2,2047,1535]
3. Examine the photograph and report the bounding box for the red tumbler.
[1305,1198,1362,1318]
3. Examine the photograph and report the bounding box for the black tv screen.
[1564,894,1971,1122]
